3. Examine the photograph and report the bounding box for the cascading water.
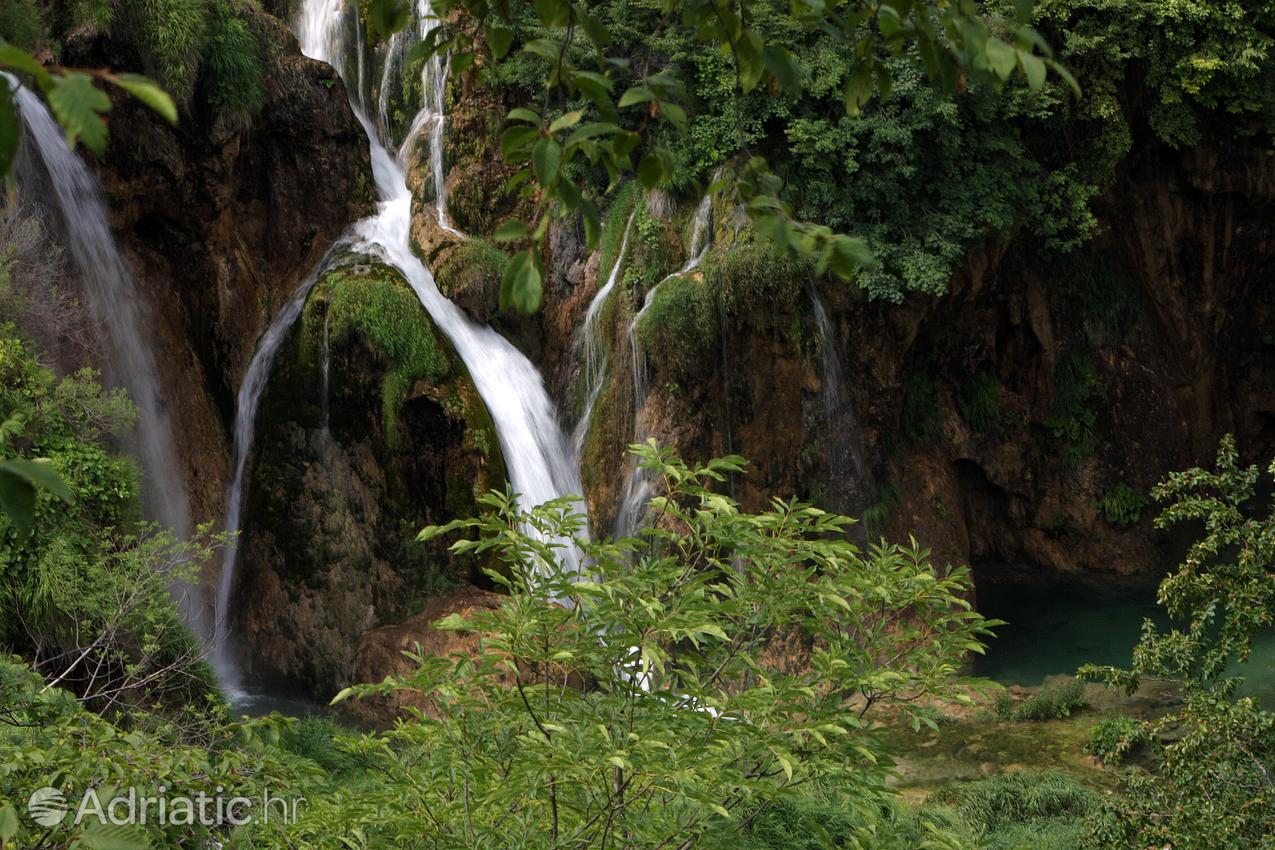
[9,80,191,565]
[571,212,635,460]
[808,284,870,520]
[213,0,586,688]
[320,307,332,436]
[614,191,713,537]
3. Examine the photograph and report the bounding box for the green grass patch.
[962,371,1002,432]
[1016,679,1088,721]
[635,272,718,384]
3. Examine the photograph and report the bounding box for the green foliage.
[124,0,211,105]
[0,0,43,50]
[902,372,940,444]
[324,442,992,849]
[200,0,264,126]
[932,771,1098,849]
[384,0,1068,312]
[1080,436,1275,848]
[1044,353,1102,458]
[321,265,451,449]
[709,242,808,323]
[1015,678,1087,721]
[636,272,717,385]
[962,372,1003,433]
[1086,715,1143,765]
[1097,482,1146,527]
[864,481,901,532]
[0,657,311,849]
[595,181,639,279]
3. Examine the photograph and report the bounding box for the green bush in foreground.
[1087,715,1143,766]
[312,442,994,849]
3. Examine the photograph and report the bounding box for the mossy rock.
[635,272,719,386]
[432,238,508,323]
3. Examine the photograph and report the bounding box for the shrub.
[0,0,43,49]
[200,0,264,127]
[1016,679,1088,721]
[1044,353,1103,458]
[932,771,1099,850]
[1098,482,1147,527]
[962,372,1002,432]
[1087,715,1143,765]
[124,0,211,105]
[708,242,808,323]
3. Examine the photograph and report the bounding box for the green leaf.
[366,0,411,39]
[500,125,539,159]
[47,73,111,154]
[763,45,802,92]
[492,220,530,242]
[485,22,515,60]
[638,154,665,188]
[0,458,73,501]
[844,65,874,116]
[531,138,561,184]
[451,51,475,77]
[1019,50,1046,90]
[77,820,150,850]
[617,85,654,108]
[548,110,583,134]
[0,469,37,538]
[0,802,18,842]
[107,74,177,126]
[0,44,51,88]
[500,250,542,314]
[565,122,619,148]
[0,79,19,181]
[507,107,542,125]
[985,39,1017,81]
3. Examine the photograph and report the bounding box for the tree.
[1081,435,1275,849]
[313,442,993,849]
[364,0,1076,312]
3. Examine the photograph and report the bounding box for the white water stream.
[9,78,193,594]
[213,0,583,687]
[613,192,713,537]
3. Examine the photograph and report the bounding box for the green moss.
[635,272,718,384]
[902,372,940,444]
[434,238,507,307]
[597,182,640,279]
[318,265,451,449]
[1043,353,1104,459]
[706,242,808,322]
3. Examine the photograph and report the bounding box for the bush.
[1044,353,1103,458]
[1098,482,1147,527]
[962,372,1002,432]
[0,0,43,49]
[1016,679,1088,721]
[124,0,211,105]
[200,0,264,127]
[1087,715,1143,765]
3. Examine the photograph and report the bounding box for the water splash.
[9,81,191,560]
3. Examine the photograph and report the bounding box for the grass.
[962,371,1002,432]
[931,771,1099,849]
[1098,482,1147,527]
[902,371,940,443]
[1087,714,1144,765]
[0,0,44,50]
[200,0,264,126]
[1044,353,1103,459]
[1016,679,1088,721]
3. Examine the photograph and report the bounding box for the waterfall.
[807,284,870,519]
[212,0,586,688]
[320,307,332,435]
[613,191,713,537]
[571,212,635,460]
[8,81,191,561]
